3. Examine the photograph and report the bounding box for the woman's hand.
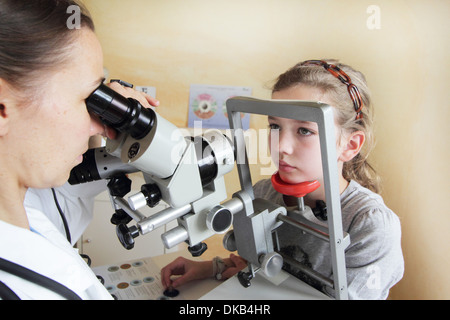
[90,81,160,143]
[107,81,159,110]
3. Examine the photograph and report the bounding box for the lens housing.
[86,84,155,140]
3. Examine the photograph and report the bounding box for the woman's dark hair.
[0,0,94,92]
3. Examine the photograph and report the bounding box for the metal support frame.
[226,97,349,300]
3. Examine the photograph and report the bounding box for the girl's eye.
[269,123,280,130]
[298,127,313,136]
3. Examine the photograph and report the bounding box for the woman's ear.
[0,80,10,136]
[338,130,365,162]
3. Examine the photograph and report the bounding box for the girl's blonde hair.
[272,59,381,193]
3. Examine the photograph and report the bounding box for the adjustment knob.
[110,209,133,225]
[312,200,327,221]
[128,183,162,210]
[237,271,253,288]
[259,252,283,278]
[222,230,237,252]
[188,242,208,257]
[116,224,139,250]
[107,174,132,197]
[206,206,233,234]
[128,192,147,211]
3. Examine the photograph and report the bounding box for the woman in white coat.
[0,0,156,299]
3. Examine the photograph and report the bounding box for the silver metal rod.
[138,203,192,235]
[278,252,334,289]
[297,197,305,212]
[277,214,330,242]
[114,196,147,221]
[161,226,189,249]
[222,197,244,215]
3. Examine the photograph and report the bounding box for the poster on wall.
[188,84,252,130]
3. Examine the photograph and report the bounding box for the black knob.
[188,242,208,257]
[110,209,133,225]
[107,174,132,197]
[116,224,139,250]
[237,271,253,288]
[312,200,327,221]
[141,183,162,208]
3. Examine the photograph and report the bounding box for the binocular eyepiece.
[86,84,155,140]
[79,81,234,189]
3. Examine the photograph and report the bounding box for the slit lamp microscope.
[69,83,350,300]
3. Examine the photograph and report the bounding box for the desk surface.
[154,251,330,300]
[200,270,330,300]
[152,251,221,300]
[93,250,330,300]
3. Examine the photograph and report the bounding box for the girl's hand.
[161,256,213,289]
[160,254,248,289]
[222,254,247,279]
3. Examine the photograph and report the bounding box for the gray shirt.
[253,179,404,300]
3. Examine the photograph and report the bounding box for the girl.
[0,0,156,299]
[161,60,404,299]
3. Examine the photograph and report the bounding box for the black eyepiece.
[86,84,155,140]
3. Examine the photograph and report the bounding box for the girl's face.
[7,29,105,188]
[269,85,338,187]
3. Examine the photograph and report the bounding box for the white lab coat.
[0,206,113,300]
[24,181,108,245]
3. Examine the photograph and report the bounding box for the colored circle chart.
[98,260,179,300]
[192,93,217,120]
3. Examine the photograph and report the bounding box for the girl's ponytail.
[343,153,381,194]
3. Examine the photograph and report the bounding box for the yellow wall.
[83,0,450,299]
